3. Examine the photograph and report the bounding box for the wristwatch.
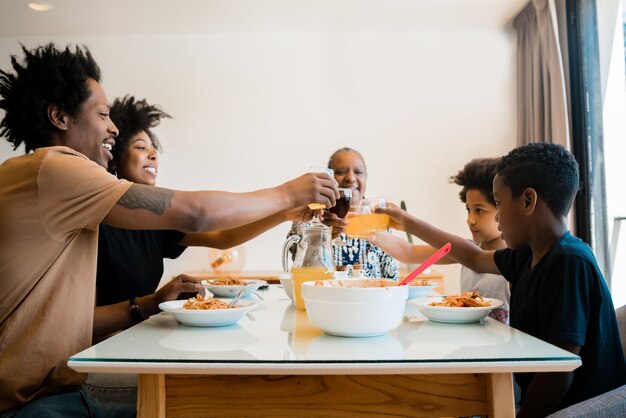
[129,297,146,322]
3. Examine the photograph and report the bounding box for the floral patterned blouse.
[288,222,399,279]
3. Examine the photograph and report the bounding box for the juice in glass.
[345,213,390,238]
[290,267,333,310]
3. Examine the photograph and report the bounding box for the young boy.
[370,158,510,323]
[379,143,626,417]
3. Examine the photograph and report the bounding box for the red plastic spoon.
[398,242,452,286]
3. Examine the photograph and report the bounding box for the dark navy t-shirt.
[494,232,626,410]
[96,225,186,305]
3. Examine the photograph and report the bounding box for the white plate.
[159,299,257,327]
[410,297,503,324]
[202,279,267,298]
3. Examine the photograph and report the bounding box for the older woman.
[289,147,399,279]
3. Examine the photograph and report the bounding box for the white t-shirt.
[460,265,511,323]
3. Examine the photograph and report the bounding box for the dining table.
[69,285,581,417]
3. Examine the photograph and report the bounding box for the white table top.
[69,285,581,375]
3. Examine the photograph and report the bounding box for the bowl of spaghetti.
[301,279,408,337]
[201,277,267,298]
[159,295,257,327]
[410,291,503,324]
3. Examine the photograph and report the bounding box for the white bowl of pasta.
[201,278,267,298]
[301,279,408,337]
[405,281,438,299]
[159,297,257,327]
[411,292,503,324]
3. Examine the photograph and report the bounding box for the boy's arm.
[517,342,580,418]
[369,233,456,265]
[378,204,500,274]
[103,173,336,233]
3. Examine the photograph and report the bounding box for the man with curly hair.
[378,142,626,416]
[0,44,338,416]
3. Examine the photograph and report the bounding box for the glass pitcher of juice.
[282,223,334,310]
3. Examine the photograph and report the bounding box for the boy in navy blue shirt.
[379,143,626,417]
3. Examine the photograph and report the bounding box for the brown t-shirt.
[0,146,132,411]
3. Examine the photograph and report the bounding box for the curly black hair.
[449,158,500,205]
[108,96,171,174]
[0,43,101,153]
[496,142,580,217]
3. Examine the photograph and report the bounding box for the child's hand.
[376,203,408,231]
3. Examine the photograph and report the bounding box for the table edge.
[68,358,581,375]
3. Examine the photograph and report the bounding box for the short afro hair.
[496,142,580,217]
[327,147,367,172]
[108,95,171,174]
[0,43,101,153]
[449,158,500,206]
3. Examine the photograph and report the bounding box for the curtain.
[513,0,570,148]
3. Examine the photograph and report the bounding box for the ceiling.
[0,0,530,37]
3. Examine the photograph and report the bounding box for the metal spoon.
[228,288,246,309]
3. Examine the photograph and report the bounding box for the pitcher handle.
[282,235,301,272]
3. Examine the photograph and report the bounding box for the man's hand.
[284,206,316,222]
[282,172,339,209]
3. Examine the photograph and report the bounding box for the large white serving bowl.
[301,279,408,337]
[159,299,257,327]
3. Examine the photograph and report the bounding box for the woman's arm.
[177,208,308,249]
[92,275,202,343]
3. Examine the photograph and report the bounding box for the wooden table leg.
[487,372,515,418]
[138,374,166,418]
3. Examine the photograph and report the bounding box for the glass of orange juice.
[345,198,390,238]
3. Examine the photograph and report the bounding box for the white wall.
[0,29,517,293]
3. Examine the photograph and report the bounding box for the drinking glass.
[308,166,334,224]
[344,198,390,238]
[328,188,352,218]
[328,188,352,246]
